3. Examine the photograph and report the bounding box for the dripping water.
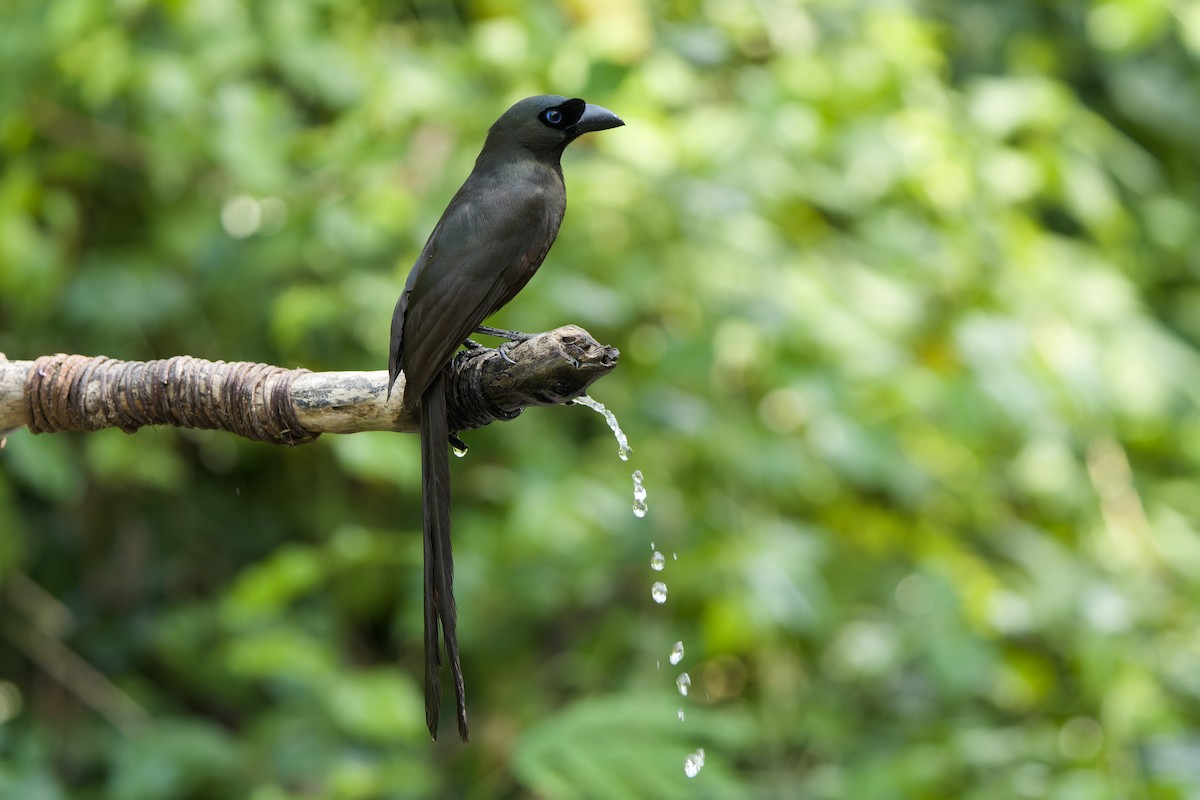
[632,470,648,518]
[573,393,704,777]
[651,581,668,604]
[569,394,631,461]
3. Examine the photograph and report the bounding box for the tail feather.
[420,374,469,741]
[421,463,441,738]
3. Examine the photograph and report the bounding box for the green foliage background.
[3,0,1200,797]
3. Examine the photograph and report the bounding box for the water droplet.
[670,641,685,665]
[650,551,665,571]
[651,582,668,604]
[684,748,706,778]
[677,708,685,721]
[452,445,468,458]
[570,394,632,460]
[676,672,691,696]
[632,470,648,518]
[672,552,678,560]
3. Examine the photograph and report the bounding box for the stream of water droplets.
[569,394,631,461]
[632,470,648,518]
[573,394,703,779]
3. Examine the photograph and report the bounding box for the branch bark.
[0,326,618,445]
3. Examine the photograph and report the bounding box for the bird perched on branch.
[387,95,624,741]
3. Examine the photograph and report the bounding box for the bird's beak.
[571,104,624,136]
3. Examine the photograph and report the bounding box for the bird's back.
[390,157,566,402]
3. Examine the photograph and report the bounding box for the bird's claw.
[498,341,519,364]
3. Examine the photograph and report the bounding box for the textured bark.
[0,325,618,444]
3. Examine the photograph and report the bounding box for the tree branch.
[0,326,619,446]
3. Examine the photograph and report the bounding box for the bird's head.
[485,95,624,159]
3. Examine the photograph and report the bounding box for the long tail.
[420,373,469,741]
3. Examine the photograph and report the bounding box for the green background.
[3,0,1200,797]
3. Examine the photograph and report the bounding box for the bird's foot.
[460,339,490,360]
[473,325,534,364]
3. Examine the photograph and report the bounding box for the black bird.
[387,96,623,741]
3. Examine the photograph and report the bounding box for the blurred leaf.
[2,432,83,502]
[514,694,753,800]
[321,669,424,743]
[106,721,238,800]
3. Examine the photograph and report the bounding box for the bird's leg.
[473,324,534,342]
[473,325,534,364]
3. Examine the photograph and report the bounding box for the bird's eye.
[542,109,564,126]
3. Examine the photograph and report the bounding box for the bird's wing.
[393,182,561,400]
